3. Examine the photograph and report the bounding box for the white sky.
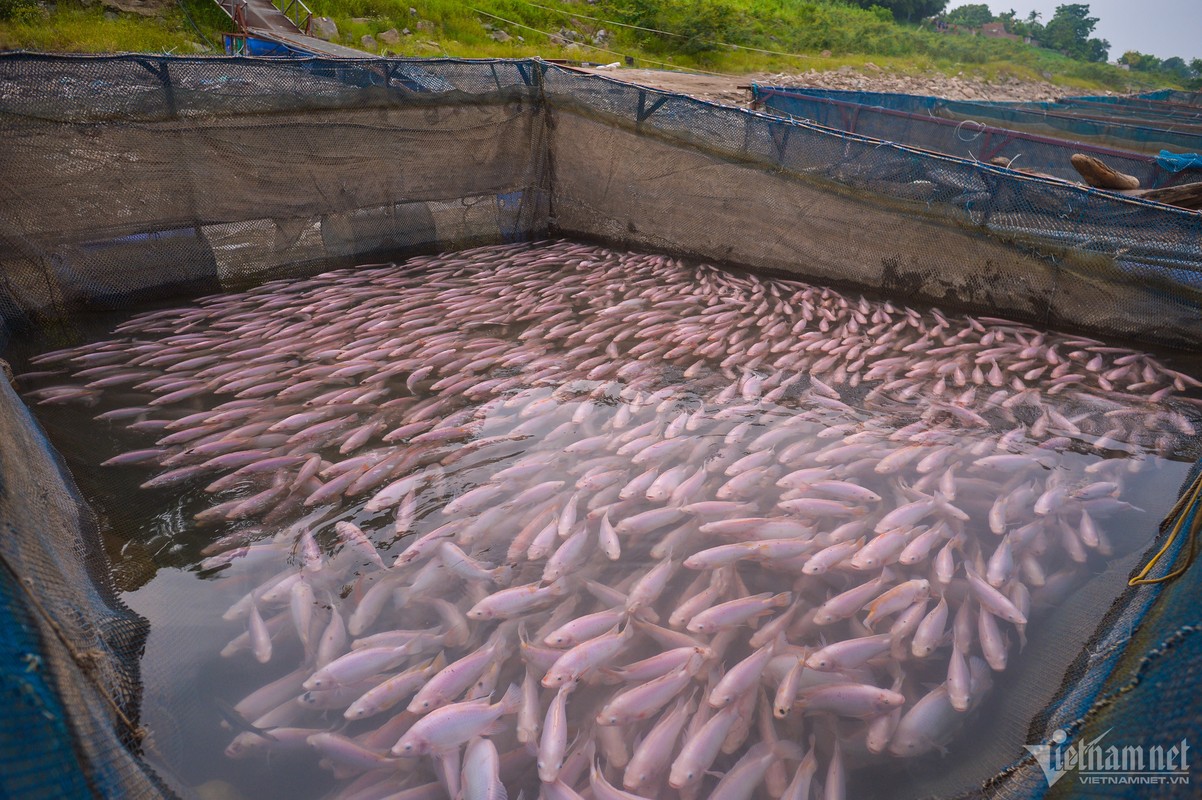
[971,0,1202,61]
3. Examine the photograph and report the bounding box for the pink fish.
[392,685,521,756]
[537,683,574,783]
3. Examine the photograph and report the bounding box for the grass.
[0,0,1187,94]
[0,0,228,53]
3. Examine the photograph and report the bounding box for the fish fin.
[522,738,539,758]
[633,606,660,624]
[480,718,509,738]
[331,764,359,781]
[213,697,279,742]
[498,683,522,714]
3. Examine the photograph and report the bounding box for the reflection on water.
[12,240,1202,800]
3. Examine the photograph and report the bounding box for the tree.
[1009,9,1042,39]
[944,3,993,28]
[1041,4,1106,61]
[1084,37,1109,63]
[1190,59,1202,89]
[1119,50,1157,71]
[1160,56,1191,79]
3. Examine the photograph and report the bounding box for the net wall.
[995,98,1202,130]
[1042,98,1202,127]
[752,86,1194,188]
[0,379,166,798]
[542,68,1202,348]
[763,87,1202,155]
[3,56,1202,349]
[0,54,550,346]
[1142,88,1202,107]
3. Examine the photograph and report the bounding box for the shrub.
[0,0,40,23]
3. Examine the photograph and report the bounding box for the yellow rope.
[1129,471,1202,586]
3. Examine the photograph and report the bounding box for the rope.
[511,0,688,40]
[509,0,818,60]
[174,0,219,51]
[1129,469,1202,586]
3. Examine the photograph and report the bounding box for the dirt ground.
[574,64,1067,107]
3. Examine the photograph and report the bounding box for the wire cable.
[1129,470,1202,586]
[174,0,219,51]
[468,7,741,79]
[513,0,687,39]
[509,0,820,60]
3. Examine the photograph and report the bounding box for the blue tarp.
[1157,150,1202,172]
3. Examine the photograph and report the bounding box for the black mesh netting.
[2,55,1202,349]
[0,378,167,798]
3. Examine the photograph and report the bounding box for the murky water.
[11,240,1201,800]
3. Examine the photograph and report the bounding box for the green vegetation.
[1119,51,1202,90]
[941,2,1201,86]
[0,0,227,53]
[847,0,947,24]
[0,0,1190,93]
[1037,3,1107,62]
[943,3,992,28]
[942,3,1110,63]
[0,0,39,24]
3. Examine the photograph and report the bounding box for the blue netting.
[0,375,166,799]
[1137,88,1202,107]
[1039,98,1202,128]
[752,87,1202,155]
[0,568,94,799]
[990,98,1202,133]
[751,86,1192,187]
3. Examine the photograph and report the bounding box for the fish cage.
[1,54,1202,800]
[749,87,1202,156]
[748,86,1201,188]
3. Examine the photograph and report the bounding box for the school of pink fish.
[18,240,1200,800]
